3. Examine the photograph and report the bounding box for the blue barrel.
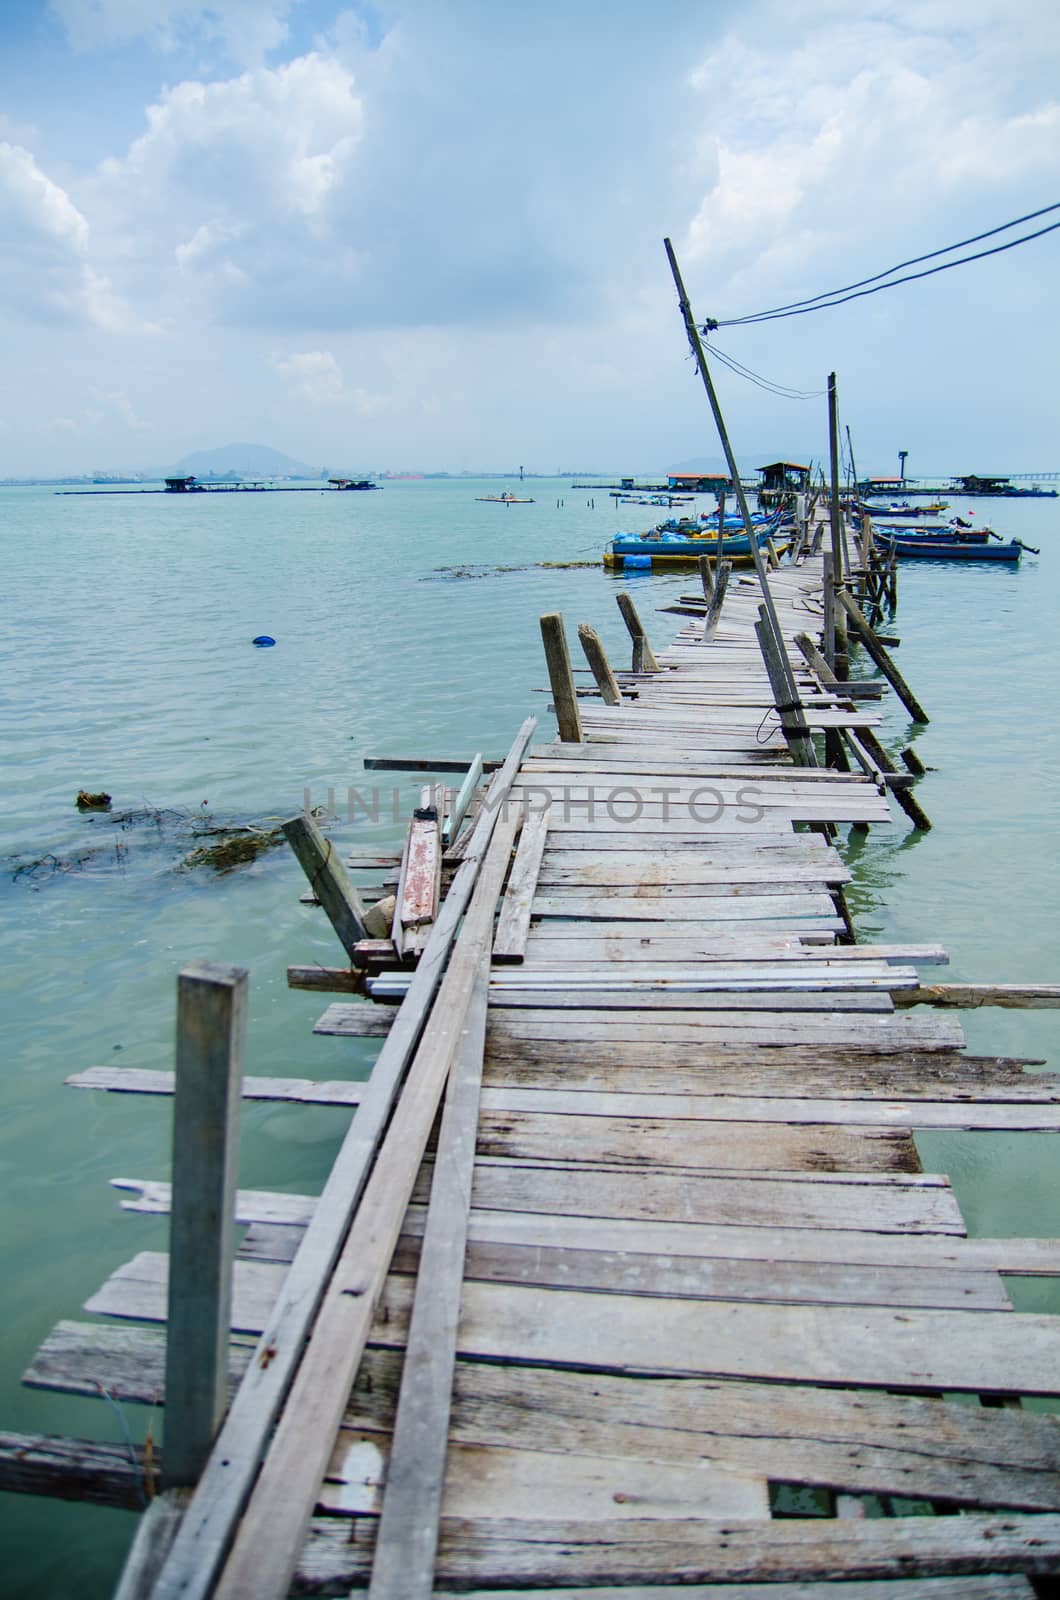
[622,554,652,570]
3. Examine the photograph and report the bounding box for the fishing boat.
[475,492,535,504]
[879,533,1023,563]
[603,516,789,570]
[861,499,949,517]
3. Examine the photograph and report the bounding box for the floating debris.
[252,635,276,647]
[180,826,285,875]
[427,560,597,582]
[76,790,112,811]
[10,805,304,886]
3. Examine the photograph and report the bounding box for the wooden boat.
[603,520,789,570]
[861,499,949,517]
[476,493,535,504]
[880,534,1022,563]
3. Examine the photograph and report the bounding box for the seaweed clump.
[180,826,285,875]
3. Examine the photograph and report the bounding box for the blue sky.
[2,0,1059,476]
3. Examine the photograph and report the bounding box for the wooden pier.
[6,535,1060,1596]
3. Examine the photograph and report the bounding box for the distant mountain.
[167,443,316,479]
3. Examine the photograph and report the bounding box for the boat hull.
[604,534,788,570]
[886,538,1022,563]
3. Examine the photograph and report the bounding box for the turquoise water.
[1,479,1058,1595]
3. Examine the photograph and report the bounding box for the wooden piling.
[539,614,583,742]
[282,814,367,959]
[703,559,732,640]
[826,374,848,674]
[577,623,622,706]
[837,590,930,724]
[164,963,248,1489]
[754,604,817,767]
[615,592,659,672]
[698,553,714,602]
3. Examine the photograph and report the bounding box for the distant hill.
[167,443,316,479]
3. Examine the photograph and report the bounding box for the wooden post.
[164,963,248,1488]
[715,490,726,566]
[755,604,818,767]
[703,559,732,640]
[442,753,483,846]
[822,550,836,669]
[827,373,848,675]
[663,238,801,716]
[539,613,583,742]
[615,591,659,671]
[794,629,838,687]
[577,622,622,705]
[282,814,367,958]
[698,553,714,602]
[837,589,930,723]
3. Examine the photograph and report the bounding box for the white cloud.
[0,141,154,332]
[270,349,346,405]
[682,10,1060,315]
[50,0,293,66]
[0,141,89,253]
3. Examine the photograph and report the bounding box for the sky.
[1,0,1059,478]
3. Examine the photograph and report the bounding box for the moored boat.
[879,534,1022,563]
[603,517,789,569]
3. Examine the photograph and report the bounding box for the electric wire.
[716,205,1060,328]
[704,339,826,402]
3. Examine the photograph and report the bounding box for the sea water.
[1,479,1058,1595]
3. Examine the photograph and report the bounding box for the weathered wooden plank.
[209,811,524,1600]
[286,964,363,992]
[85,1251,282,1332]
[487,1011,965,1049]
[322,1432,769,1523]
[399,813,441,928]
[442,752,483,846]
[492,808,550,963]
[282,813,367,957]
[297,1508,1060,1585]
[482,1041,1051,1097]
[367,952,491,1595]
[0,1428,160,1509]
[142,720,537,1600]
[478,1086,1060,1130]
[535,859,852,886]
[29,1325,1060,1514]
[468,1159,966,1235]
[529,894,843,921]
[112,1179,315,1226]
[474,1110,920,1174]
[484,988,896,1012]
[895,984,1060,1010]
[68,1067,365,1105]
[237,1223,1011,1311]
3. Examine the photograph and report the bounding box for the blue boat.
[604,519,788,570]
[882,535,1022,563]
